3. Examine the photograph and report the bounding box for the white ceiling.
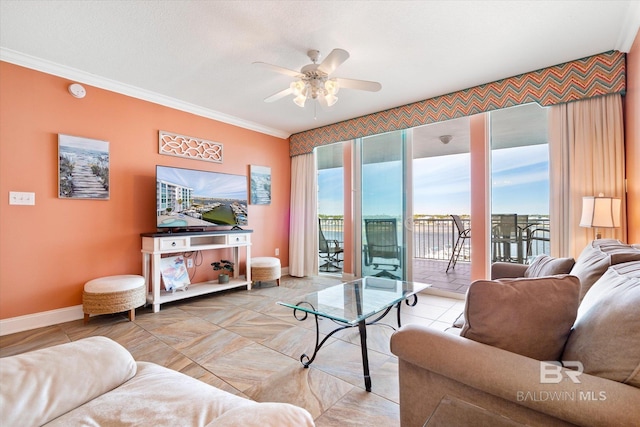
[1,1,639,139]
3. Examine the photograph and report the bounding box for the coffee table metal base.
[291,295,418,392]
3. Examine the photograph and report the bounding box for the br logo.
[540,361,584,384]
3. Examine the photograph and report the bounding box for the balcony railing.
[413,217,470,261]
[319,215,550,265]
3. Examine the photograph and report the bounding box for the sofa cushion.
[562,261,640,387]
[571,239,640,301]
[460,275,580,361]
[524,254,575,278]
[0,336,136,427]
[207,402,315,427]
[46,361,255,426]
[47,361,315,427]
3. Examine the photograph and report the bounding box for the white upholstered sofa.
[0,336,314,426]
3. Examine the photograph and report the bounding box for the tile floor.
[0,275,465,426]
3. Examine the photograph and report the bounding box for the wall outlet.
[9,191,35,205]
[187,258,194,268]
[275,248,279,256]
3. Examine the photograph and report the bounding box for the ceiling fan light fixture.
[293,94,307,107]
[257,48,380,110]
[325,79,339,95]
[325,93,338,106]
[290,80,306,97]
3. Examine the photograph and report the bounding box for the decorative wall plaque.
[158,131,223,163]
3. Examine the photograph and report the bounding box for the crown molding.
[0,48,290,140]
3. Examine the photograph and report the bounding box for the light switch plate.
[9,191,35,205]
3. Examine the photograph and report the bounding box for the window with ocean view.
[412,116,471,263]
[360,131,406,280]
[317,142,345,274]
[316,103,551,283]
[491,103,550,263]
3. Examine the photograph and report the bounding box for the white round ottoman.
[83,275,146,324]
[251,257,281,286]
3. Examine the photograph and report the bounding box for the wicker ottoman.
[83,275,146,324]
[251,257,281,286]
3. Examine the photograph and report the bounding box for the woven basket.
[252,265,280,282]
[83,286,146,315]
[251,257,281,282]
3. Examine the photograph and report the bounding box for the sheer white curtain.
[289,152,319,277]
[549,93,626,258]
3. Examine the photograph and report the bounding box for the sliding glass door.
[359,130,411,280]
[317,142,345,274]
[490,103,550,264]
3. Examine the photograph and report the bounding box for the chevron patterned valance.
[289,50,625,156]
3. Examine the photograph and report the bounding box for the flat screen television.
[156,165,248,230]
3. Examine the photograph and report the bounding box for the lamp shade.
[579,195,621,228]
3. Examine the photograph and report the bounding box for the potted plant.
[211,259,234,284]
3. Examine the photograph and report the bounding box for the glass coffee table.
[278,277,429,391]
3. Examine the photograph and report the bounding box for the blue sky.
[318,144,549,216]
[157,166,247,199]
[59,134,109,153]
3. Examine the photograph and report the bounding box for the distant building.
[157,179,193,216]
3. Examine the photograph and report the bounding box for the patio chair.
[525,225,550,261]
[446,215,471,273]
[492,214,518,262]
[319,220,343,272]
[364,218,401,279]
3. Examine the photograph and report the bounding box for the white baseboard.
[0,305,84,336]
[0,267,348,336]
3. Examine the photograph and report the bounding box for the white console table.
[141,230,252,312]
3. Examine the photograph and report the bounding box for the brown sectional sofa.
[391,240,640,426]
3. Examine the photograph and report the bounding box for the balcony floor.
[322,258,470,296]
[412,258,470,295]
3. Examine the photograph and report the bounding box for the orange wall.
[0,62,291,319]
[626,29,640,244]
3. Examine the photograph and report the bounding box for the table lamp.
[579,193,621,239]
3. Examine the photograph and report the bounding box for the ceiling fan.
[254,48,382,108]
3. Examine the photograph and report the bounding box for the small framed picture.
[250,165,271,205]
[58,134,110,200]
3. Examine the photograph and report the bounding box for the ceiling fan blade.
[264,87,293,103]
[335,78,382,92]
[253,62,302,78]
[318,49,349,75]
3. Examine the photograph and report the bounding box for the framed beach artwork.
[250,165,271,205]
[58,134,110,200]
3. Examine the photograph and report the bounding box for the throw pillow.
[460,275,580,361]
[524,254,575,278]
[571,240,640,302]
[562,261,640,387]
